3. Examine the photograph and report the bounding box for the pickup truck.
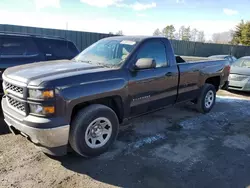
[1,36,230,157]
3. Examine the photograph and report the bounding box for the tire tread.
[69,104,119,157]
[196,83,216,114]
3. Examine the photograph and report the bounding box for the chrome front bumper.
[2,97,70,156]
[4,113,70,156]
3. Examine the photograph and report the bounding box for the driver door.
[127,39,179,117]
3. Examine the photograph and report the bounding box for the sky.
[0,0,249,40]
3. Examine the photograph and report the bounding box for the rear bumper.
[2,97,70,156]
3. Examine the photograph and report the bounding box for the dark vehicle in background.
[228,56,250,91]
[208,55,237,64]
[2,36,230,157]
[0,33,79,95]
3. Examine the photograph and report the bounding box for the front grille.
[7,96,25,113]
[229,74,249,81]
[4,81,24,95]
[0,80,3,94]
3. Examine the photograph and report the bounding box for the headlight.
[29,104,55,115]
[29,89,54,99]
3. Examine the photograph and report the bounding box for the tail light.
[225,65,231,74]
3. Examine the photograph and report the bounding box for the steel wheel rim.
[205,90,214,109]
[85,117,112,149]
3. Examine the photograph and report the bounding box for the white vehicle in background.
[209,55,237,65]
[228,56,250,91]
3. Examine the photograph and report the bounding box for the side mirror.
[134,58,156,70]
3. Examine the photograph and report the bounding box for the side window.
[0,36,38,56]
[225,56,233,63]
[136,40,167,68]
[231,56,237,62]
[119,44,134,60]
[38,39,79,59]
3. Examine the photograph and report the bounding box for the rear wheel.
[69,104,119,157]
[196,84,216,114]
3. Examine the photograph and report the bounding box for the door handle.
[165,72,173,77]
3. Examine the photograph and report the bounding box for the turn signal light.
[43,106,55,114]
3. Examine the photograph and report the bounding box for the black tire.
[221,81,229,90]
[69,104,119,157]
[196,84,216,114]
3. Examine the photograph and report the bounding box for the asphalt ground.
[1,90,250,188]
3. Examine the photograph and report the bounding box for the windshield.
[75,39,137,68]
[232,58,250,68]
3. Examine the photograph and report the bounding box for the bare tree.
[174,32,180,40]
[190,28,198,41]
[197,31,205,42]
[116,30,123,35]
[153,25,205,42]
[207,40,213,43]
[212,33,220,43]
[212,31,233,44]
[153,28,162,36]
[178,26,191,41]
[162,25,176,39]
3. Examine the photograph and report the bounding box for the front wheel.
[196,84,216,114]
[69,104,119,157]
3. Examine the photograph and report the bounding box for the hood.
[3,60,108,85]
[230,66,250,76]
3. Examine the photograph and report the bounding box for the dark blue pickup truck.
[2,36,230,157]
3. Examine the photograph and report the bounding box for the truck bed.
[176,55,213,63]
[175,56,230,102]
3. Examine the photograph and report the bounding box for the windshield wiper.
[76,60,91,64]
[93,62,110,68]
[76,59,117,68]
[77,60,110,68]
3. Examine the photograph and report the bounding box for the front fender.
[59,78,128,121]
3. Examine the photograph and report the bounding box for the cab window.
[136,40,167,68]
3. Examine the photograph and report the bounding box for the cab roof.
[102,35,168,42]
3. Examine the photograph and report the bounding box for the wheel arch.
[70,95,124,124]
[205,76,220,91]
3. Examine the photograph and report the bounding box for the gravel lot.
[1,90,250,188]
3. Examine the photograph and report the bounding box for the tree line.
[153,25,205,42]
[210,20,250,45]
[113,20,250,46]
[153,21,250,46]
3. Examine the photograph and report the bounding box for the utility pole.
[66,22,68,48]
